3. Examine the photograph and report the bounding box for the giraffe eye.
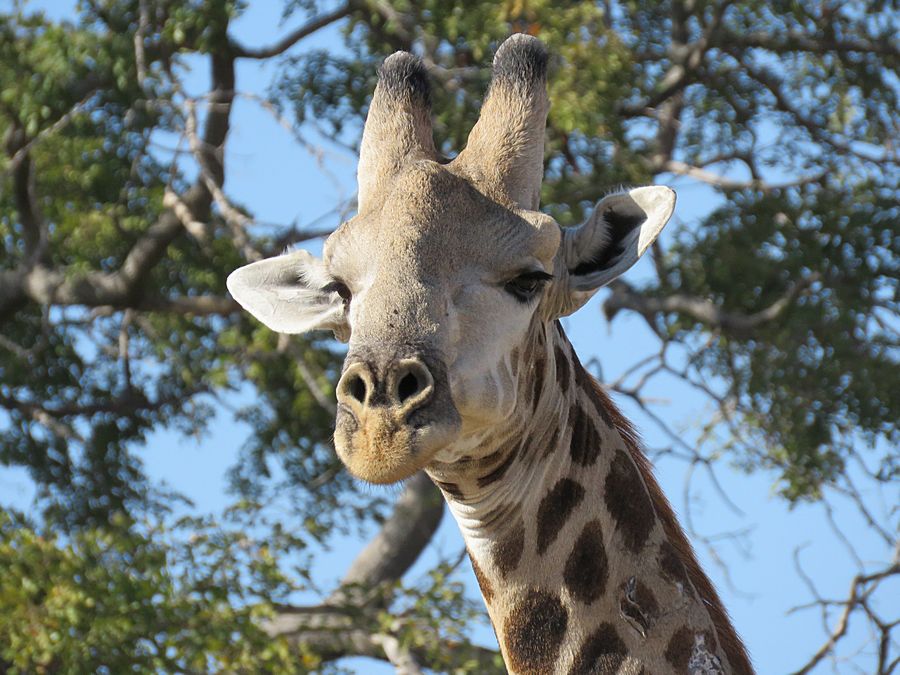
[504,271,553,303]
[323,280,352,305]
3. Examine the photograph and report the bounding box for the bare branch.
[264,608,501,672]
[372,634,425,675]
[183,97,262,262]
[119,309,134,393]
[276,334,337,415]
[230,4,353,59]
[256,473,500,671]
[0,334,32,360]
[4,126,46,260]
[603,275,819,338]
[0,387,207,421]
[136,295,240,316]
[719,29,900,59]
[790,562,900,675]
[664,159,826,192]
[133,0,149,85]
[2,89,96,183]
[163,187,212,243]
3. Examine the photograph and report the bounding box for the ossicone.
[451,34,550,211]
[357,51,437,213]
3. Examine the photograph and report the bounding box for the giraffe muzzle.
[334,351,461,483]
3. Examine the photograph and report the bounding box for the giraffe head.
[227,35,675,484]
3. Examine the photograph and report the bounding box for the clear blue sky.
[2,2,895,673]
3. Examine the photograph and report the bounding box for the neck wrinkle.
[443,321,575,542]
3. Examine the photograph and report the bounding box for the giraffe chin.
[334,407,460,485]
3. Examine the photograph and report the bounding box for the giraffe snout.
[333,351,461,484]
[337,357,434,421]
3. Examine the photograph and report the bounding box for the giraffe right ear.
[556,187,675,315]
[226,249,350,342]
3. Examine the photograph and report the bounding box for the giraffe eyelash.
[504,271,554,303]
[322,280,352,305]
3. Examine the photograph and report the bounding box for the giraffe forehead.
[326,161,559,274]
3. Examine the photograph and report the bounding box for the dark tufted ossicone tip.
[378,51,432,106]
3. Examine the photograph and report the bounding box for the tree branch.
[263,473,460,667]
[0,387,207,421]
[371,634,425,675]
[663,159,826,192]
[327,472,444,606]
[720,29,900,59]
[277,335,338,415]
[134,295,240,316]
[230,4,353,59]
[732,58,894,165]
[183,97,261,262]
[0,52,237,320]
[264,611,501,672]
[620,0,730,120]
[790,561,900,675]
[4,125,46,260]
[603,275,818,338]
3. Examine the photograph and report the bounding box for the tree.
[0,1,896,672]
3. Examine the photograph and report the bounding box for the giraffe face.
[227,175,673,483]
[226,35,675,484]
[319,160,561,483]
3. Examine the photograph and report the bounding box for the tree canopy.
[0,1,897,673]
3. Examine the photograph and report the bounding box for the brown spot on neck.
[563,520,608,604]
[531,351,546,412]
[604,449,656,553]
[569,402,601,466]
[536,477,585,554]
[554,343,571,392]
[492,512,525,576]
[503,590,568,673]
[476,442,519,487]
[509,346,521,379]
[434,479,464,500]
[658,540,692,593]
[665,626,695,671]
[568,622,627,675]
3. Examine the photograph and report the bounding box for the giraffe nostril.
[348,374,367,404]
[397,372,420,403]
[392,359,434,412]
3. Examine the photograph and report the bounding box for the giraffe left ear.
[562,186,676,293]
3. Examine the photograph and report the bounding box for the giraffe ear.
[562,186,675,292]
[227,249,350,342]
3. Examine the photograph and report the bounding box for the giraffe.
[227,35,753,674]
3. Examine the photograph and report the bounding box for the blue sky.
[2,1,896,673]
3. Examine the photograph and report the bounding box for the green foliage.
[0,3,343,527]
[669,182,899,499]
[0,510,301,673]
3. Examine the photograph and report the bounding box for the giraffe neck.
[427,322,752,675]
